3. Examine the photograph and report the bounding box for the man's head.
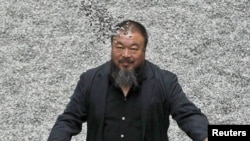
[110,20,148,88]
[111,20,148,71]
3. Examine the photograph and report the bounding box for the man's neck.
[120,85,131,97]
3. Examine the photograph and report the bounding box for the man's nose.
[122,48,131,57]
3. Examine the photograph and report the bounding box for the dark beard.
[110,62,144,88]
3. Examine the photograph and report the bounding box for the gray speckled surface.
[0,0,249,140]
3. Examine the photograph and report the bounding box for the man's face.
[111,30,146,71]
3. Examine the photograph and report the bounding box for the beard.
[110,61,144,88]
[113,68,138,88]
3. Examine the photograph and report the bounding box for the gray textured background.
[0,0,249,141]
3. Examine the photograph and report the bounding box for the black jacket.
[48,60,209,141]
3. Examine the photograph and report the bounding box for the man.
[48,20,209,141]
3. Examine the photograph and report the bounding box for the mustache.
[119,58,134,63]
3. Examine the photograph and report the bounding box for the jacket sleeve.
[167,73,209,141]
[47,73,90,141]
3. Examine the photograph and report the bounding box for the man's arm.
[48,74,89,141]
[167,74,209,141]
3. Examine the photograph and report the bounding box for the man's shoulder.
[145,60,176,78]
[80,61,110,78]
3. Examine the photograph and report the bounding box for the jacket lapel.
[89,62,110,141]
[140,61,155,140]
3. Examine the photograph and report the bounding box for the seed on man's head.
[125,22,130,28]
[120,27,125,31]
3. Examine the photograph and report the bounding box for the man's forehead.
[112,31,145,47]
[114,28,144,38]
[114,30,134,38]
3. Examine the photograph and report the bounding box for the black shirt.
[104,77,142,141]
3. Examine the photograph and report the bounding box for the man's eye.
[117,46,123,49]
[130,48,138,50]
